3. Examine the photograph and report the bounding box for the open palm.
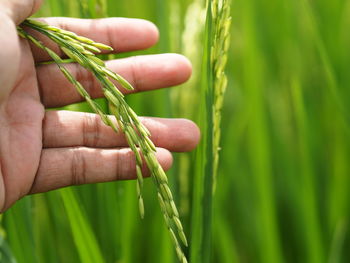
[0,1,199,211]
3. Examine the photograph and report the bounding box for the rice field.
[1,0,350,262]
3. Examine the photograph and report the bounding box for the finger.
[2,0,42,24]
[43,111,200,152]
[0,13,20,102]
[0,0,42,101]
[30,147,172,194]
[37,54,192,108]
[26,17,159,62]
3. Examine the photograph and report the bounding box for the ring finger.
[43,110,200,152]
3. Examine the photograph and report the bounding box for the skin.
[0,0,200,212]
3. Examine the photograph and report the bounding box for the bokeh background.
[1,0,350,262]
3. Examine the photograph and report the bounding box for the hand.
[0,0,200,212]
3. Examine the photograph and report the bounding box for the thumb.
[0,0,42,102]
[2,0,43,25]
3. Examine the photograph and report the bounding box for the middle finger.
[37,53,192,108]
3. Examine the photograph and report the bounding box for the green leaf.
[60,188,105,263]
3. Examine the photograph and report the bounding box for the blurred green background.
[1,0,350,262]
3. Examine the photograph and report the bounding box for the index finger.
[3,0,42,24]
[26,17,159,62]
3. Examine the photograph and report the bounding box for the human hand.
[0,0,200,212]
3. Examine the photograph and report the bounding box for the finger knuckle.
[82,113,101,147]
[70,147,87,185]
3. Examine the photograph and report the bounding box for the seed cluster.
[211,0,231,191]
[18,18,188,263]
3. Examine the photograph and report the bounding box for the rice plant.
[17,18,188,263]
[190,1,231,263]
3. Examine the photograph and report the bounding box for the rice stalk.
[211,0,231,191]
[190,1,231,262]
[291,79,324,262]
[172,0,205,225]
[17,19,188,263]
[175,0,206,119]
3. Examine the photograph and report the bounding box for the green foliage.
[60,188,104,263]
[3,0,350,262]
